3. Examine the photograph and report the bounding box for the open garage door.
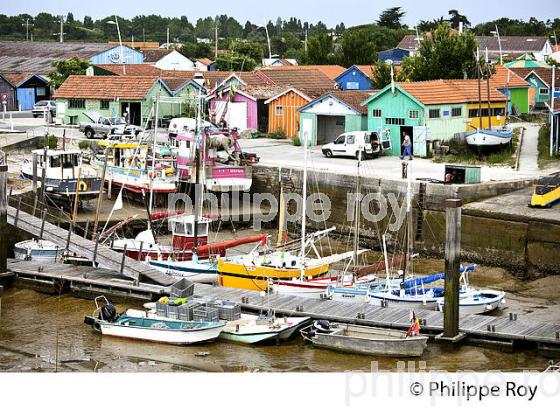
[317,115,345,145]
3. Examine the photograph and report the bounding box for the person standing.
[401,132,413,160]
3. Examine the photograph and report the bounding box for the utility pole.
[59,15,64,43]
[166,27,170,49]
[22,18,33,41]
[264,21,272,59]
[304,29,308,53]
[214,21,218,61]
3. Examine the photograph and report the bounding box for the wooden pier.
[6,204,175,286]
[7,259,560,353]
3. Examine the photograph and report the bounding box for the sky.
[2,0,559,28]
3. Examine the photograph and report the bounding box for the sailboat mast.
[405,164,413,277]
[300,131,308,279]
[485,62,493,130]
[352,152,361,271]
[476,49,483,130]
[192,92,203,257]
[148,94,160,224]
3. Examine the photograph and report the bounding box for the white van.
[321,131,388,160]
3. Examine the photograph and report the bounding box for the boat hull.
[437,290,506,315]
[14,240,62,262]
[148,259,218,284]
[302,323,428,357]
[465,129,512,147]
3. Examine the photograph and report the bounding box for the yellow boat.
[217,252,330,291]
[530,173,560,208]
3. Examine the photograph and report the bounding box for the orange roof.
[330,90,375,114]
[490,65,529,88]
[94,64,163,76]
[1,71,36,86]
[354,65,375,77]
[54,75,161,100]
[109,41,160,49]
[398,79,507,105]
[256,68,335,95]
[259,65,346,80]
[196,58,214,66]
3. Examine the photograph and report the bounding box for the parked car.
[32,100,56,118]
[79,112,143,139]
[321,131,387,160]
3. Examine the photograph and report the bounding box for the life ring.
[78,181,88,191]
[93,321,101,332]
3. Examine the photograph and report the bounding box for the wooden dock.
[6,205,176,286]
[7,259,560,353]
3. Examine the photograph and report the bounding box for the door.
[122,102,142,126]
[317,115,345,145]
[17,87,35,110]
[226,102,247,131]
[301,118,313,145]
[344,134,356,156]
[399,125,414,156]
[331,134,347,155]
[413,126,429,157]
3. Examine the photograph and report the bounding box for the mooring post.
[39,207,47,239]
[83,219,90,239]
[14,196,21,227]
[65,221,73,252]
[443,198,462,339]
[0,285,3,320]
[0,165,7,277]
[32,152,38,192]
[92,231,100,265]
[120,244,127,275]
[137,241,144,261]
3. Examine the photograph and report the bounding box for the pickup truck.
[79,112,143,139]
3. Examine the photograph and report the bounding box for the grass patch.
[433,128,520,167]
[537,124,560,169]
[36,135,58,149]
[291,135,301,146]
[268,128,287,139]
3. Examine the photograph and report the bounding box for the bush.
[78,140,91,150]
[36,135,58,149]
[268,128,287,139]
[538,124,560,168]
[291,135,301,146]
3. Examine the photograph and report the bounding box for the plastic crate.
[167,305,179,320]
[155,302,168,318]
[218,303,241,321]
[193,306,220,322]
[170,278,194,299]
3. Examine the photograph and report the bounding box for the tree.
[377,7,405,29]
[404,24,478,81]
[448,9,470,30]
[83,16,94,29]
[304,33,333,64]
[215,51,257,71]
[370,62,392,89]
[47,57,91,88]
[337,28,377,66]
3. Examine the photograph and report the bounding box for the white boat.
[84,296,225,345]
[14,239,62,262]
[148,258,218,284]
[301,321,428,357]
[271,273,379,299]
[437,289,505,314]
[219,313,310,344]
[21,148,102,200]
[465,126,513,148]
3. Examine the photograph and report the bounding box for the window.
[492,107,505,116]
[100,100,110,109]
[371,109,382,118]
[68,99,85,109]
[346,82,360,90]
[428,109,440,119]
[452,107,462,117]
[385,117,405,125]
[408,110,419,119]
[334,135,345,144]
[468,108,478,118]
[539,88,549,95]
[346,135,355,144]
[275,105,284,116]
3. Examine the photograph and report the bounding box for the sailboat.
[217,131,354,291]
[466,48,512,149]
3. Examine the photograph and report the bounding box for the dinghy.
[14,239,61,262]
[300,320,428,357]
[219,313,310,344]
[84,296,225,345]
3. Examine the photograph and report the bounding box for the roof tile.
[54,75,161,100]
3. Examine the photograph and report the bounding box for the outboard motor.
[314,320,331,333]
[99,303,118,322]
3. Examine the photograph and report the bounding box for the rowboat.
[465,126,513,148]
[84,296,225,345]
[219,313,310,344]
[437,288,505,314]
[301,321,428,357]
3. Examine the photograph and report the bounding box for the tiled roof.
[196,58,214,66]
[161,77,190,91]
[0,41,124,74]
[142,48,174,63]
[398,79,507,105]
[398,34,549,53]
[155,70,234,89]
[93,64,163,76]
[54,75,160,100]
[0,71,36,87]
[256,68,335,96]
[259,65,346,80]
[490,65,530,88]
[354,65,375,77]
[109,41,159,49]
[330,90,374,114]
[509,67,560,88]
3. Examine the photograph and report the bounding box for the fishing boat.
[465,126,513,148]
[219,313,310,344]
[93,140,177,197]
[300,320,428,357]
[21,148,102,201]
[148,258,218,284]
[529,172,560,208]
[84,296,225,345]
[14,239,62,262]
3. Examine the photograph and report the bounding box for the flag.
[113,190,123,211]
[406,310,421,337]
[261,235,267,246]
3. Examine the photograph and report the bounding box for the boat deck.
[6,259,560,352]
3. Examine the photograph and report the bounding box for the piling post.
[65,222,73,252]
[92,231,100,265]
[0,165,7,276]
[0,285,3,320]
[14,196,21,227]
[83,219,90,239]
[120,244,127,275]
[32,152,38,191]
[441,198,464,342]
[39,207,47,239]
[137,241,144,261]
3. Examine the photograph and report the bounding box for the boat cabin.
[30,149,82,179]
[170,215,210,249]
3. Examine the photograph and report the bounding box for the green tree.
[337,28,377,66]
[377,7,406,29]
[370,62,392,89]
[83,16,94,29]
[404,24,478,81]
[47,57,91,88]
[215,51,257,71]
[448,10,470,30]
[304,33,333,64]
